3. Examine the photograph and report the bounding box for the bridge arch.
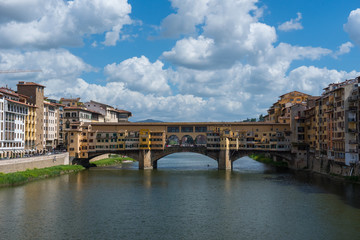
[167,135,180,146]
[181,135,194,146]
[153,152,218,168]
[151,147,218,163]
[195,135,207,146]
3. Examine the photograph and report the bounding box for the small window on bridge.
[195,126,207,132]
[168,126,179,132]
[181,126,193,132]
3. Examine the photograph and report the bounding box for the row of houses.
[266,76,360,167]
[0,81,132,159]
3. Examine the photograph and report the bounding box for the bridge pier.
[139,150,153,170]
[218,149,232,170]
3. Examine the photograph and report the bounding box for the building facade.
[0,88,30,158]
[17,82,45,152]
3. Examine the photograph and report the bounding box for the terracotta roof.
[44,101,57,107]
[6,98,34,107]
[17,93,30,99]
[17,82,45,88]
[114,109,132,115]
[60,97,80,101]
[279,91,311,98]
[64,106,97,113]
[0,88,19,98]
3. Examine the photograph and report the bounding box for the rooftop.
[17,81,45,88]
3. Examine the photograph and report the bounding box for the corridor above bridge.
[66,121,292,169]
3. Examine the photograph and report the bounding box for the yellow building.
[25,104,37,152]
[267,91,312,124]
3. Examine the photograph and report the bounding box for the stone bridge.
[85,147,293,170]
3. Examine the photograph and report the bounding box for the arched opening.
[155,152,217,170]
[166,135,180,146]
[195,135,206,146]
[232,155,274,173]
[181,135,194,147]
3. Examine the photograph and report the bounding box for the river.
[0,153,360,240]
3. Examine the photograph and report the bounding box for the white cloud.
[162,36,215,69]
[161,0,210,38]
[344,9,360,46]
[0,49,92,88]
[0,0,357,122]
[333,42,354,58]
[104,56,172,95]
[0,0,132,49]
[287,66,360,94]
[278,12,303,32]
[161,2,329,71]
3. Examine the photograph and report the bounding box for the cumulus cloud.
[278,12,303,32]
[287,66,360,93]
[333,42,354,58]
[0,49,92,88]
[160,0,210,38]
[0,0,132,49]
[161,1,329,70]
[344,9,360,46]
[0,0,357,122]
[104,56,172,95]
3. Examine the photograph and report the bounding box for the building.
[0,88,31,158]
[286,77,360,168]
[66,122,291,159]
[63,106,95,148]
[24,103,37,152]
[17,82,45,152]
[44,101,59,150]
[60,98,82,107]
[267,91,312,124]
[84,100,132,122]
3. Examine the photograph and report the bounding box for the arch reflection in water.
[156,152,217,170]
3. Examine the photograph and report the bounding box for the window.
[181,126,193,132]
[168,126,179,132]
[195,126,207,132]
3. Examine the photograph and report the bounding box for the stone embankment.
[285,153,360,181]
[0,153,70,174]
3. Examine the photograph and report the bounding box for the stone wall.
[0,153,69,174]
[300,153,359,177]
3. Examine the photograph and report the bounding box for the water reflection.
[0,154,360,240]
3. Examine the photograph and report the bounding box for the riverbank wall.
[286,153,360,177]
[0,153,69,174]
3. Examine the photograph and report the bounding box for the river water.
[1,153,360,240]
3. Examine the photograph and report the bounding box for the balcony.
[349,149,358,153]
[348,106,357,111]
[348,118,357,122]
[349,139,358,144]
[348,95,359,102]
[348,127,357,133]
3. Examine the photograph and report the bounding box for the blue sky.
[0,0,359,121]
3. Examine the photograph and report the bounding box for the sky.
[0,0,360,122]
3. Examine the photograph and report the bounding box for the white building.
[44,101,59,150]
[85,100,132,122]
[0,88,29,159]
